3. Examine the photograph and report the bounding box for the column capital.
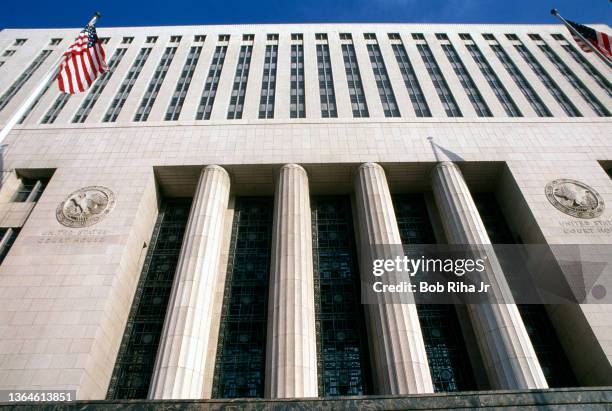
[279,163,307,174]
[203,164,230,178]
[356,162,385,172]
[431,161,459,175]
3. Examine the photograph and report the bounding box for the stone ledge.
[1,387,611,410]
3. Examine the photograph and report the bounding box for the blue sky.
[1,0,610,29]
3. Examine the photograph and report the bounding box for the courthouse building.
[0,21,610,408]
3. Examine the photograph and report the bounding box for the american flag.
[57,24,107,94]
[565,19,611,59]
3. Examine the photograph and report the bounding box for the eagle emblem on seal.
[545,179,604,219]
[56,186,116,227]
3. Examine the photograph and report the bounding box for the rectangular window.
[290,43,306,118]
[0,49,52,112]
[312,197,372,396]
[11,177,48,202]
[259,44,277,119]
[107,199,191,399]
[212,197,273,399]
[557,42,612,99]
[165,46,202,121]
[3,50,16,57]
[14,39,27,46]
[536,43,609,116]
[441,43,492,117]
[416,43,462,117]
[390,39,431,117]
[18,76,54,124]
[50,38,62,45]
[316,43,337,118]
[72,48,127,123]
[341,43,369,118]
[465,44,521,117]
[194,35,206,42]
[393,194,477,392]
[145,36,157,44]
[514,43,581,116]
[196,44,227,120]
[134,46,177,122]
[227,44,253,119]
[41,92,71,124]
[474,193,578,389]
[0,228,20,265]
[366,38,400,117]
[170,36,182,43]
[122,37,134,44]
[104,47,152,122]
[490,43,551,117]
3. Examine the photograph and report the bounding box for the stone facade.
[0,22,610,404]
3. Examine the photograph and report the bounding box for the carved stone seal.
[545,179,604,219]
[56,186,116,228]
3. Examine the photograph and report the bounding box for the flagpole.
[551,8,612,69]
[0,11,102,147]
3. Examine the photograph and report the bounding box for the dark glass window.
[227,45,253,119]
[473,193,577,388]
[393,194,476,392]
[134,47,178,122]
[73,48,127,123]
[391,42,431,117]
[465,44,521,117]
[107,199,192,399]
[196,45,227,120]
[290,44,306,118]
[416,43,462,117]
[212,197,273,398]
[0,228,20,264]
[341,43,369,118]
[104,48,152,122]
[311,196,371,396]
[316,44,338,118]
[441,43,492,117]
[259,44,278,118]
[165,46,202,121]
[367,42,400,117]
[558,43,612,99]
[490,43,551,117]
[536,43,609,117]
[514,44,581,117]
[0,49,52,112]
[12,177,48,202]
[41,92,71,124]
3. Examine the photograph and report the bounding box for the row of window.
[1,32,610,123]
[107,192,577,399]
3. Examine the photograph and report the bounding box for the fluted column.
[431,161,548,389]
[265,164,318,398]
[149,165,231,399]
[354,162,434,394]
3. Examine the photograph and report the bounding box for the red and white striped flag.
[565,19,611,59]
[57,24,107,94]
